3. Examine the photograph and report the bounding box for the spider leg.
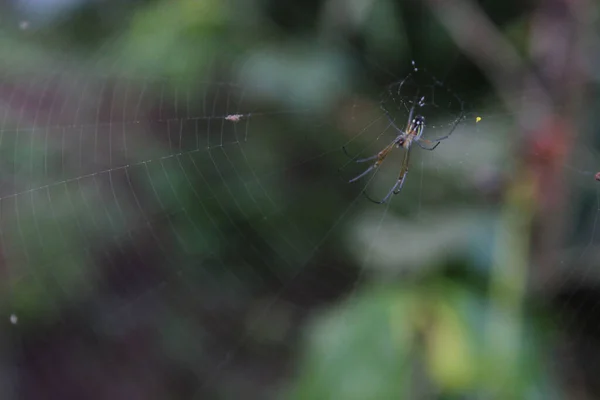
[348,165,376,183]
[355,154,381,163]
[363,148,410,204]
[338,152,378,180]
[341,145,380,162]
[392,172,408,195]
[344,134,405,183]
[342,145,356,159]
[364,172,407,204]
[342,150,384,183]
[379,105,405,135]
[356,134,405,163]
[416,139,440,151]
[424,115,464,142]
[426,134,451,142]
[343,130,404,162]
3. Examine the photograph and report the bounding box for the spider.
[344,94,458,204]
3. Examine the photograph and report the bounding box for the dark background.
[1,0,599,398]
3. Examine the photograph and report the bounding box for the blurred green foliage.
[0,0,592,399]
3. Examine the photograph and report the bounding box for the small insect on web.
[341,62,466,204]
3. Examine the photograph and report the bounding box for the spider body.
[344,102,456,204]
[401,115,425,148]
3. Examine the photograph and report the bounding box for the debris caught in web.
[225,114,244,122]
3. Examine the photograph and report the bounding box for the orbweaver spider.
[344,90,460,204]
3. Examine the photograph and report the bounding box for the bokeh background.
[1,0,600,398]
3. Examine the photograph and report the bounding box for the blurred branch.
[526,0,590,290]
[424,0,592,395]
[423,0,592,285]
[421,0,552,131]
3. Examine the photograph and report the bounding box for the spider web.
[0,35,375,396]
[4,20,600,400]
[333,60,600,397]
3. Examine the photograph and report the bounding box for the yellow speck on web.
[475,117,482,123]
